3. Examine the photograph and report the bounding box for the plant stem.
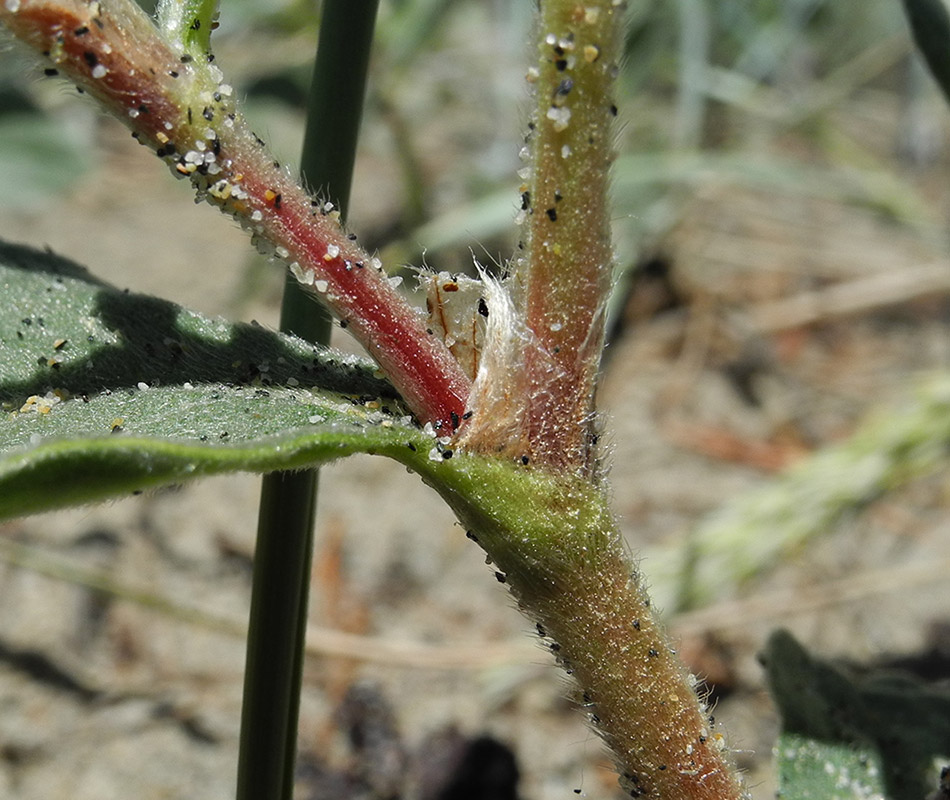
[237,3,379,799]
[415,455,748,800]
[459,0,620,469]
[517,0,620,471]
[238,475,318,800]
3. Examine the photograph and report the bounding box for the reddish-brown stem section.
[240,171,471,430]
[429,462,747,800]
[0,0,184,139]
[0,0,470,431]
[541,545,747,800]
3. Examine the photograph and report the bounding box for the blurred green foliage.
[766,630,950,800]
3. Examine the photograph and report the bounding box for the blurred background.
[2,1,950,797]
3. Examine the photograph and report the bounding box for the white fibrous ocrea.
[455,268,531,455]
[325,244,340,261]
[314,280,329,293]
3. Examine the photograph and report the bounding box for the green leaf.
[775,733,887,800]
[764,630,950,800]
[0,240,435,519]
[156,0,220,55]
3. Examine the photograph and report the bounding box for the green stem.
[155,0,218,56]
[460,0,621,470]
[237,476,317,800]
[519,0,618,471]
[412,455,748,800]
[237,3,379,799]
[901,0,950,105]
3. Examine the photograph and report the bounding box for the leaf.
[0,240,436,519]
[763,630,950,800]
[156,0,220,55]
[775,733,887,800]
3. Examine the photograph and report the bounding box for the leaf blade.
[0,406,428,519]
[0,240,433,519]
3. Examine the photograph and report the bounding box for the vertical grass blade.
[236,3,380,799]
[901,0,950,104]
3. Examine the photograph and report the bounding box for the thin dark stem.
[236,3,379,799]
[237,476,318,800]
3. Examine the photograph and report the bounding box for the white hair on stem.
[456,263,532,456]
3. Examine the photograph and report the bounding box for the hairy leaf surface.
[0,240,435,518]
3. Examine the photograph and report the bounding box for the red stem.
[0,0,471,431]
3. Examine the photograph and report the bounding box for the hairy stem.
[0,0,470,431]
[455,0,619,467]
[412,455,748,800]
[517,0,619,470]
